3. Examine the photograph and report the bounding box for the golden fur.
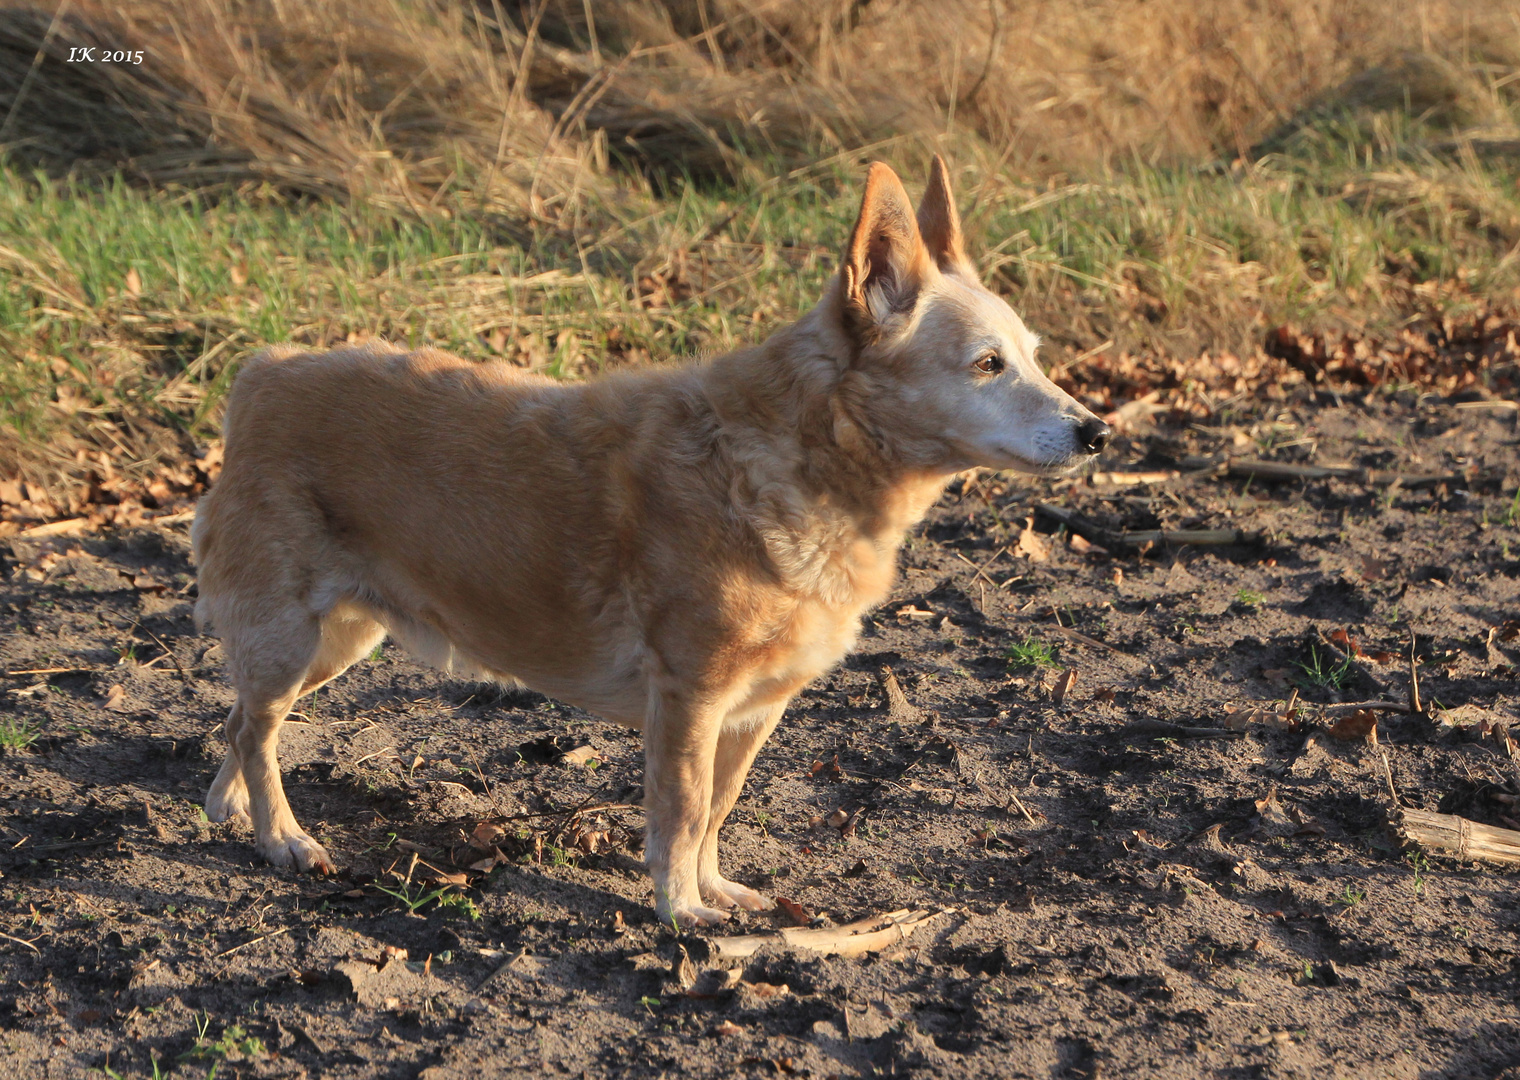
[191,157,1108,926]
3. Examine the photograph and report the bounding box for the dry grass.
[3,0,1520,522]
[3,1,1520,214]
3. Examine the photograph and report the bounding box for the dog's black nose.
[1077,418,1111,454]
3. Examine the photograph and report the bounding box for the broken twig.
[1393,809,1520,867]
[1408,633,1422,715]
[700,907,952,960]
[1036,504,1257,550]
[1181,455,1461,489]
[1123,719,1244,740]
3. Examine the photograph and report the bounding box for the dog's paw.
[204,782,250,824]
[700,876,773,912]
[656,897,732,929]
[258,831,335,875]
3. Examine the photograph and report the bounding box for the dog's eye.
[973,352,1004,375]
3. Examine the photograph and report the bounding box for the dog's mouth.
[991,446,1097,476]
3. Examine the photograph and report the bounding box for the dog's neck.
[702,290,955,591]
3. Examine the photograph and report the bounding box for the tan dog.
[191,157,1109,927]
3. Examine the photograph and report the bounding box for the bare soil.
[2,392,1519,1079]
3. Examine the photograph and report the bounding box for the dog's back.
[192,340,755,713]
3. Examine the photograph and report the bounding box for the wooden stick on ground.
[1122,719,1245,740]
[1087,470,1180,487]
[1005,790,1038,826]
[1393,809,1520,867]
[1180,456,1461,489]
[701,907,952,961]
[1408,632,1422,715]
[1321,701,1415,715]
[1035,504,1257,550]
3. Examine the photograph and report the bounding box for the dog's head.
[831,158,1109,475]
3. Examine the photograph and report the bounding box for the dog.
[190,157,1109,927]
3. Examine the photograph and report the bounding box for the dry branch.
[1181,456,1461,489]
[1320,700,1414,714]
[1123,719,1244,740]
[1036,504,1258,549]
[700,907,952,961]
[1088,470,1180,487]
[1393,809,1520,867]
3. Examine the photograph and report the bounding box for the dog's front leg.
[643,692,728,928]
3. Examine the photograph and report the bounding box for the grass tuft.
[1006,636,1061,671]
[1296,645,1356,691]
[0,715,40,752]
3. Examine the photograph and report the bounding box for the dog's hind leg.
[697,703,785,912]
[205,698,252,823]
[204,604,384,831]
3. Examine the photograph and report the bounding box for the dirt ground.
[2,390,1519,1080]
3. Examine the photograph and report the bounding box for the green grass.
[0,716,40,752]
[4,104,1520,486]
[373,880,456,916]
[433,891,482,922]
[1235,589,1266,608]
[1296,644,1356,691]
[1006,635,1061,671]
[179,1013,264,1068]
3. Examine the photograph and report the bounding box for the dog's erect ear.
[841,162,930,338]
[916,154,970,275]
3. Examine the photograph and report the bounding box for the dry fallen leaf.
[468,822,503,851]
[671,944,697,989]
[1359,555,1388,581]
[826,808,849,829]
[745,981,790,999]
[1224,700,1299,731]
[895,604,936,620]
[1014,521,1050,563]
[1261,667,1292,688]
[1254,784,1287,820]
[712,1020,743,1037]
[1052,668,1077,708]
[123,267,142,298]
[558,745,601,767]
[774,896,811,927]
[1327,709,1379,744]
[575,828,609,853]
[1289,806,1327,837]
[1328,628,1362,655]
[102,685,128,711]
